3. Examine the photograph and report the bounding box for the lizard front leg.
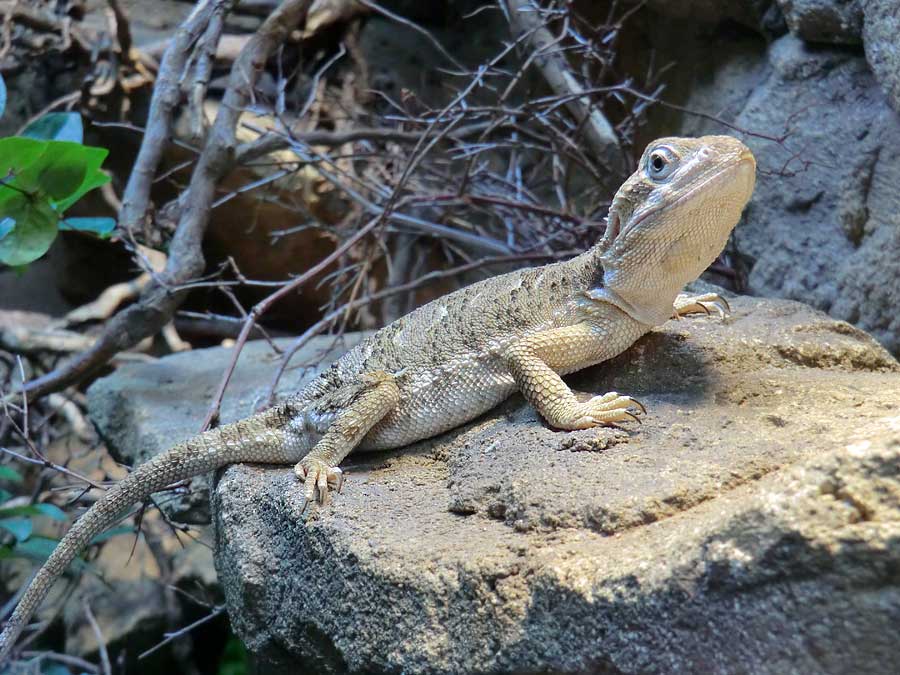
[295,371,400,505]
[504,322,644,430]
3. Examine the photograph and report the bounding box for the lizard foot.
[673,292,730,319]
[554,392,645,430]
[294,458,344,508]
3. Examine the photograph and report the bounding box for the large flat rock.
[88,294,900,674]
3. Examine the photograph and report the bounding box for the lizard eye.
[646,146,678,181]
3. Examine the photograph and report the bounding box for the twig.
[138,605,226,660]
[0,446,104,492]
[12,0,315,403]
[83,600,112,675]
[189,1,234,140]
[198,213,383,429]
[118,0,221,237]
[356,0,465,72]
[20,651,99,673]
[503,0,623,182]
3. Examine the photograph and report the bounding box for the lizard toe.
[673,292,730,319]
[560,393,646,429]
[294,458,343,506]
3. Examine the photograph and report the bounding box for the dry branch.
[13,0,315,403]
[118,0,224,237]
[503,0,624,182]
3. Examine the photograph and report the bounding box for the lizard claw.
[673,292,730,319]
[556,391,646,429]
[294,459,343,507]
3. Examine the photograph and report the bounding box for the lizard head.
[597,135,756,324]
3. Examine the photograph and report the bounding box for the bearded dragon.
[0,135,756,662]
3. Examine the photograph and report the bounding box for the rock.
[678,33,900,354]
[87,334,368,522]
[862,0,900,114]
[776,0,863,43]
[88,294,900,673]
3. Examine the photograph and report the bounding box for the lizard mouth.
[618,154,756,242]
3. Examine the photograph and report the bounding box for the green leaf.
[0,193,59,266]
[0,73,6,120]
[89,525,133,545]
[0,466,23,483]
[51,147,110,213]
[21,112,84,144]
[0,517,33,542]
[12,536,59,563]
[34,503,68,521]
[0,137,48,183]
[0,140,110,217]
[0,489,12,503]
[0,537,90,574]
[60,216,116,237]
[41,664,74,675]
[0,503,69,521]
[217,635,249,675]
[37,160,87,201]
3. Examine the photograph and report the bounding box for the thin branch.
[83,600,112,675]
[138,605,226,660]
[12,0,315,403]
[118,0,222,236]
[504,0,623,182]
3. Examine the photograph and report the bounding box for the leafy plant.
[0,466,69,566]
[0,104,116,267]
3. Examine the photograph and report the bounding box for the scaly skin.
[0,135,755,663]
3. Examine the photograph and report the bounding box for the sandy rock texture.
[87,293,900,674]
[211,295,899,674]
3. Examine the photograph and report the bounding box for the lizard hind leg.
[294,370,400,508]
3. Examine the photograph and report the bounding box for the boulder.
[211,294,899,674]
[88,293,900,673]
[776,0,862,43]
[862,0,900,114]
[678,33,900,355]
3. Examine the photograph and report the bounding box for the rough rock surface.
[777,0,862,43]
[862,0,900,114]
[210,295,899,674]
[89,294,900,673]
[678,33,900,354]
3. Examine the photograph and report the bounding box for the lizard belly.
[358,357,516,450]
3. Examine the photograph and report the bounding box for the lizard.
[0,135,756,663]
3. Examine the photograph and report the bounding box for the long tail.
[0,402,302,664]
